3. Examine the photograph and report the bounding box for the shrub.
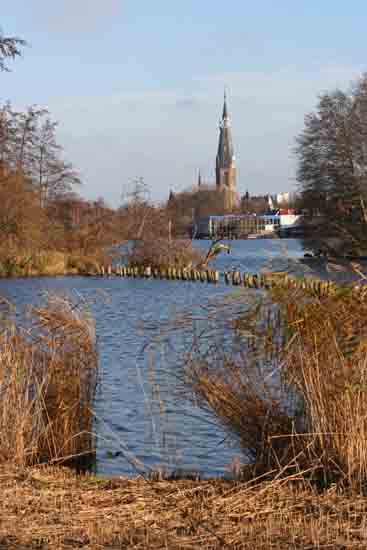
[127,239,203,269]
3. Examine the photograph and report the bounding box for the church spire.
[216,90,237,209]
[222,89,229,120]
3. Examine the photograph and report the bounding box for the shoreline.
[1,464,366,549]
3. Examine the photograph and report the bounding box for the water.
[0,239,313,478]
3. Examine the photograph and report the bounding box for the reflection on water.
[0,239,350,477]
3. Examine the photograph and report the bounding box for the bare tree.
[296,74,367,255]
[30,116,80,206]
[0,30,26,71]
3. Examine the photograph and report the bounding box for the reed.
[0,294,98,467]
[185,285,367,489]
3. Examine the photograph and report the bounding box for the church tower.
[216,91,237,210]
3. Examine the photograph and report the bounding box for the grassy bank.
[0,249,111,277]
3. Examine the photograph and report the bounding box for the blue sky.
[1,1,366,205]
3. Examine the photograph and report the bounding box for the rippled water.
[0,239,310,477]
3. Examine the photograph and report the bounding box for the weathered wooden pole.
[232,271,241,286]
[213,270,220,283]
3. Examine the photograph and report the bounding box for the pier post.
[232,271,241,286]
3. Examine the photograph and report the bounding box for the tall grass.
[186,284,367,489]
[0,294,98,467]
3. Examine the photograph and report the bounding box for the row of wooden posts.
[97,264,337,297]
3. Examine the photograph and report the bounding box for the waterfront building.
[196,213,301,239]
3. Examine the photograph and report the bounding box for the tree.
[0,104,80,205]
[0,30,26,71]
[30,116,80,206]
[296,74,367,255]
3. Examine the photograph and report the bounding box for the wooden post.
[232,271,241,286]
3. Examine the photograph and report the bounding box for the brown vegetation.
[0,294,97,467]
[127,238,203,269]
[186,283,367,491]
[0,465,367,548]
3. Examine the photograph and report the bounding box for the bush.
[127,239,203,269]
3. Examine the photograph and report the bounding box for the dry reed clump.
[0,294,98,467]
[127,238,204,269]
[186,285,367,489]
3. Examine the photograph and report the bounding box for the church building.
[197,92,238,211]
[168,92,238,212]
[215,91,237,209]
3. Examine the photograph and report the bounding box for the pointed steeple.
[216,91,234,172]
[216,91,237,209]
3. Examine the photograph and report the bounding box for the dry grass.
[0,465,366,549]
[0,246,110,277]
[0,294,98,467]
[186,285,367,490]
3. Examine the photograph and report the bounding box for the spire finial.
[198,170,202,187]
[222,87,229,120]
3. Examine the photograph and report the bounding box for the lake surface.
[0,239,330,478]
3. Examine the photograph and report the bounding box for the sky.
[1,1,367,206]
